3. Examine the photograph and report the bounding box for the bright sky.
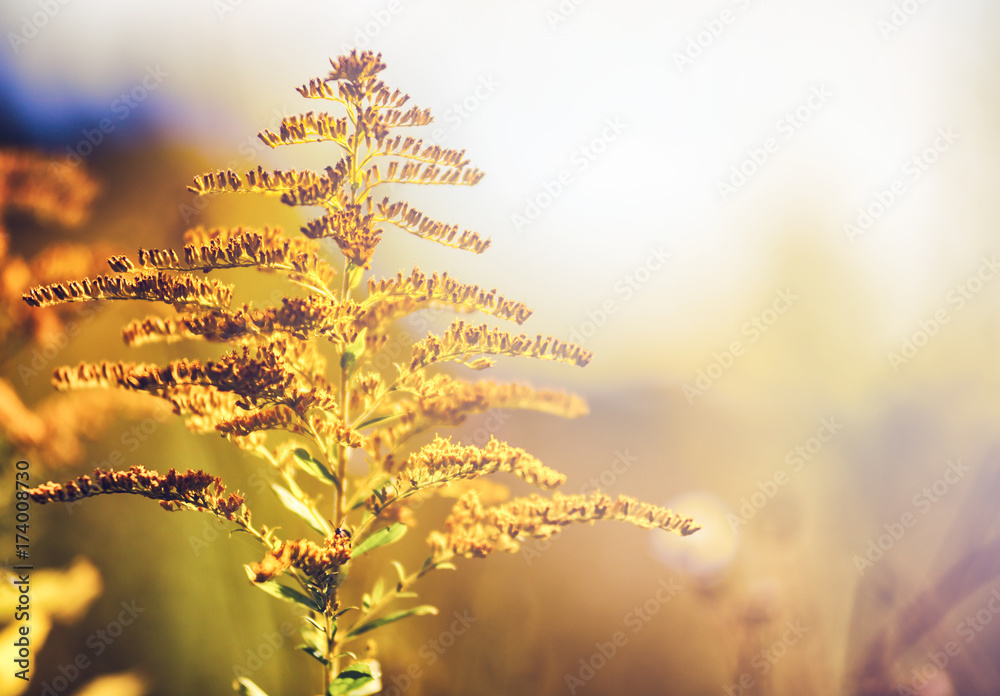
[3,0,997,379]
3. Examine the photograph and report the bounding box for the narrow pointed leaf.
[244,565,322,612]
[350,476,390,510]
[234,678,269,696]
[340,329,366,376]
[356,412,407,430]
[372,576,385,604]
[292,448,339,486]
[346,605,438,638]
[328,661,377,695]
[350,523,407,559]
[391,560,406,587]
[301,618,326,653]
[299,645,328,664]
[271,482,333,536]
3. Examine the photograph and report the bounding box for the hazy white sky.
[3,0,998,378]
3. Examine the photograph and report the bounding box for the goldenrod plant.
[22,51,699,695]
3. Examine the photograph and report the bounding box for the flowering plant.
[23,50,698,695]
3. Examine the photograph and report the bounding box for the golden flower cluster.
[258,111,350,149]
[369,159,483,188]
[301,204,381,268]
[22,271,234,310]
[13,53,699,683]
[248,534,353,584]
[408,374,588,424]
[365,268,531,327]
[407,319,593,374]
[374,199,490,255]
[326,50,388,89]
[187,165,325,198]
[430,490,701,559]
[108,225,334,284]
[367,437,567,515]
[120,297,364,347]
[166,384,242,431]
[52,345,295,405]
[27,465,248,521]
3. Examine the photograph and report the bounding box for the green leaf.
[328,661,378,696]
[299,645,328,664]
[371,576,385,605]
[350,476,391,510]
[340,329,367,376]
[350,523,407,559]
[346,606,438,638]
[244,565,321,612]
[292,448,339,487]
[234,678,269,696]
[271,482,333,536]
[345,262,365,291]
[301,618,326,654]
[391,560,407,588]
[356,412,407,430]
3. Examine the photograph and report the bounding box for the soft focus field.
[3,2,1000,695]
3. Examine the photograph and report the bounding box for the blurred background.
[2,0,1000,694]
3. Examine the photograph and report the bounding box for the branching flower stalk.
[23,51,699,696]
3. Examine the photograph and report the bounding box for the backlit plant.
[23,51,699,695]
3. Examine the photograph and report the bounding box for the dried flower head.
[429,490,701,559]
[27,465,249,522]
[249,535,353,584]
